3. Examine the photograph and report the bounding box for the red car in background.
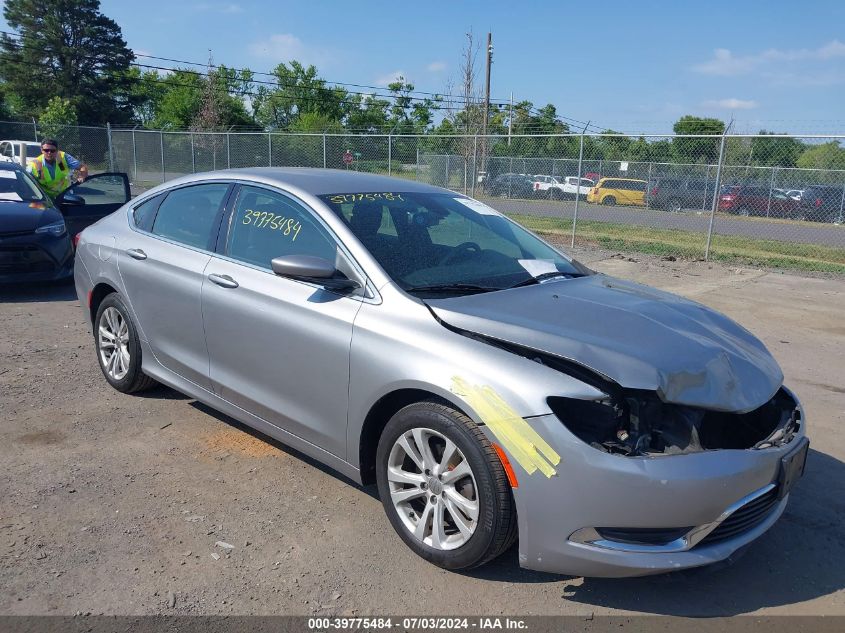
[718,184,801,218]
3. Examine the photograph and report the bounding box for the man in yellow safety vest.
[29,138,89,200]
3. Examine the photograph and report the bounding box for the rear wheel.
[602,196,616,206]
[95,294,157,393]
[376,402,517,570]
[738,206,751,217]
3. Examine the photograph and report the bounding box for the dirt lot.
[1,251,844,617]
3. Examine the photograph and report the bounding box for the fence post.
[471,135,477,197]
[106,123,114,172]
[268,133,272,166]
[323,134,327,168]
[765,166,776,217]
[416,143,420,181]
[646,161,653,207]
[226,132,231,169]
[131,128,138,183]
[388,134,392,176]
[32,119,38,142]
[445,154,450,189]
[160,131,165,183]
[838,180,845,225]
[190,132,196,173]
[704,133,728,260]
[571,133,585,248]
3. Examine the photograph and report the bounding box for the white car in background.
[0,140,41,168]
[785,189,804,201]
[533,175,595,199]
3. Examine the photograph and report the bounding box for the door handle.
[208,273,239,289]
[126,248,147,260]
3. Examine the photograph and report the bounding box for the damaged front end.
[548,387,801,456]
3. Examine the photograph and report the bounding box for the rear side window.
[132,194,162,232]
[151,183,229,250]
[632,181,646,192]
[226,185,337,270]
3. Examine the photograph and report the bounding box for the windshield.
[319,192,589,295]
[0,168,48,203]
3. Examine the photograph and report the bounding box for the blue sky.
[5,0,845,133]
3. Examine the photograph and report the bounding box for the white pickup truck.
[532,175,595,199]
[0,140,41,168]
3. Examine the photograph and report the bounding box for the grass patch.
[507,213,845,274]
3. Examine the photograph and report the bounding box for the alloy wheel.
[386,427,479,551]
[98,306,130,381]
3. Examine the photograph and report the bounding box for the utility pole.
[508,92,513,146]
[481,32,493,177]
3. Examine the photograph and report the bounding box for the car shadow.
[188,400,378,498]
[0,278,76,303]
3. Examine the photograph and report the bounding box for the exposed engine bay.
[548,387,800,456]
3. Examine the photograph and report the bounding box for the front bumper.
[0,232,73,284]
[495,412,806,578]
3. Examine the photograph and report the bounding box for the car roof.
[0,139,40,145]
[598,177,647,182]
[0,161,23,172]
[147,167,450,196]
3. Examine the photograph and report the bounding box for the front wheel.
[95,294,157,393]
[602,195,616,206]
[376,402,517,570]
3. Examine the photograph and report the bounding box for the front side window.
[226,185,337,269]
[151,183,229,250]
[320,192,588,295]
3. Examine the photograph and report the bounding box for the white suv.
[532,175,595,199]
[0,140,41,168]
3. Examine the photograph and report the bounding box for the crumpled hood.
[426,275,783,412]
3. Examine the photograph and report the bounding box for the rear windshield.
[319,191,588,294]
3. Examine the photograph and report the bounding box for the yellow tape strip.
[451,376,560,478]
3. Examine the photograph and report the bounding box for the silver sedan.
[74,168,808,577]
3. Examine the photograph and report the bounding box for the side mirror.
[271,255,361,291]
[58,193,85,207]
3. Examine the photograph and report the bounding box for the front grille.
[699,487,780,545]
[0,245,54,274]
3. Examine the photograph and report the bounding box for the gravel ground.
[1,251,843,617]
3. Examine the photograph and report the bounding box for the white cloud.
[693,40,845,75]
[374,70,406,87]
[702,98,758,110]
[248,33,329,66]
[427,61,447,72]
[193,3,244,13]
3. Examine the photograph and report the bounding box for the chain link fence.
[2,120,843,274]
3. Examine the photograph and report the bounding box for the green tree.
[671,115,726,164]
[0,0,135,124]
[37,95,80,155]
[796,141,845,170]
[750,131,805,167]
[254,61,346,130]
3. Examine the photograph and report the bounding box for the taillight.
[815,198,822,207]
[534,182,539,190]
[591,187,598,194]
[72,232,82,248]
[650,187,659,196]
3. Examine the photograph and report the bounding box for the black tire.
[602,195,616,206]
[738,206,751,217]
[668,198,683,213]
[375,401,517,570]
[94,293,157,393]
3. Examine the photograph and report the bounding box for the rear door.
[117,182,233,390]
[56,173,131,236]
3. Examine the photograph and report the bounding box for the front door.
[56,173,131,236]
[202,185,364,458]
